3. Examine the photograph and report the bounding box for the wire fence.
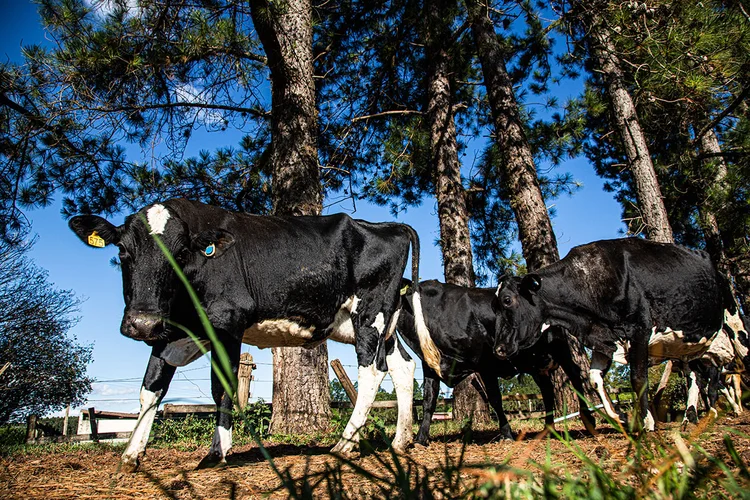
[83,360,433,406]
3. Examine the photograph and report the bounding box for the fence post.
[237,352,256,409]
[331,359,358,405]
[88,407,99,443]
[25,414,38,443]
[62,404,70,437]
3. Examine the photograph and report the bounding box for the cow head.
[69,201,235,343]
[493,274,545,359]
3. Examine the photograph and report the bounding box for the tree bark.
[249,0,331,435]
[695,126,747,315]
[464,0,559,271]
[465,0,592,417]
[583,4,673,244]
[425,0,491,425]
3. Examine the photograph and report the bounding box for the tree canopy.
[0,237,92,422]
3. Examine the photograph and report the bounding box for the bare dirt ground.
[2,412,750,499]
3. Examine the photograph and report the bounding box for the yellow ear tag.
[87,231,105,248]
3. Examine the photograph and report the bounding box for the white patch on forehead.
[146,204,171,235]
[242,319,316,348]
[541,322,551,333]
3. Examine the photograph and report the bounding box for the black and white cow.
[610,317,749,427]
[396,280,595,444]
[69,198,421,471]
[493,237,740,431]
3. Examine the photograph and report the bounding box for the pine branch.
[89,101,270,118]
[692,86,750,145]
[351,110,422,122]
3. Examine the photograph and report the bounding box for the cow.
[611,319,749,428]
[69,198,424,471]
[493,237,740,432]
[396,279,596,445]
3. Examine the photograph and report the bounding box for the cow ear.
[69,215,120,248]
[521,274,542,294]
[192,229,235,258]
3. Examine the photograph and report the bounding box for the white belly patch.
[242,319,316,348]
[613,326,719,366]
[647,327,715,363]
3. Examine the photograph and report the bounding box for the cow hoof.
[414,434,430,447]
[582,414,597,435]
[498,424,515,441]
[685,407,698,424]
[331,438,358,457]
[680,419,690,432]
[196,452,227,469]
[391,436,413,453]
[117,458,140,474]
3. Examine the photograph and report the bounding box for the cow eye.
[202,243,216,258]
[502,296,513,308]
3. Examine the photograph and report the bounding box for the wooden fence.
[24,356,630,444]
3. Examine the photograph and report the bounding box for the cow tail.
[405,224,420,286]
[403,224,442,377]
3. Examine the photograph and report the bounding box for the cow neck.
[537,273,595,334]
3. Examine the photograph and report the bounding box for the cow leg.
[589,351,621,424]
[532,372,556,433]
[416,366,440,446]
[475,372,514,440]
[552,335,597,433]
[682,364,702,427]
[120,352,176,473]
[332,310,391,455]
[701,363,721,418]
[385,336,416,452]
[197,340,241,469]
[722,374,743,415]
[331,359,387,455]
[629,338,653,432]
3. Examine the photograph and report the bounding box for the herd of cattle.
[68,198,750,471]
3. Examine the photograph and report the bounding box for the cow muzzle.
[494,339,518,360]
[494,344,511,360]
[121,311,165,341]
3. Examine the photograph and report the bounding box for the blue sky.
[2,0,626,415]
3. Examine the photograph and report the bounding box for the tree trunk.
[584,6,673,244]
[425,0,491,425]
[697,127,730,272]
[249,0,331,435]
[695,126,746,315]
[465,0,590,417]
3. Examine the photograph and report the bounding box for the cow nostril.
[121,312,164,340]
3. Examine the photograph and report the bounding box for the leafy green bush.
[0,423,25,448]
[151,401,273,448]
